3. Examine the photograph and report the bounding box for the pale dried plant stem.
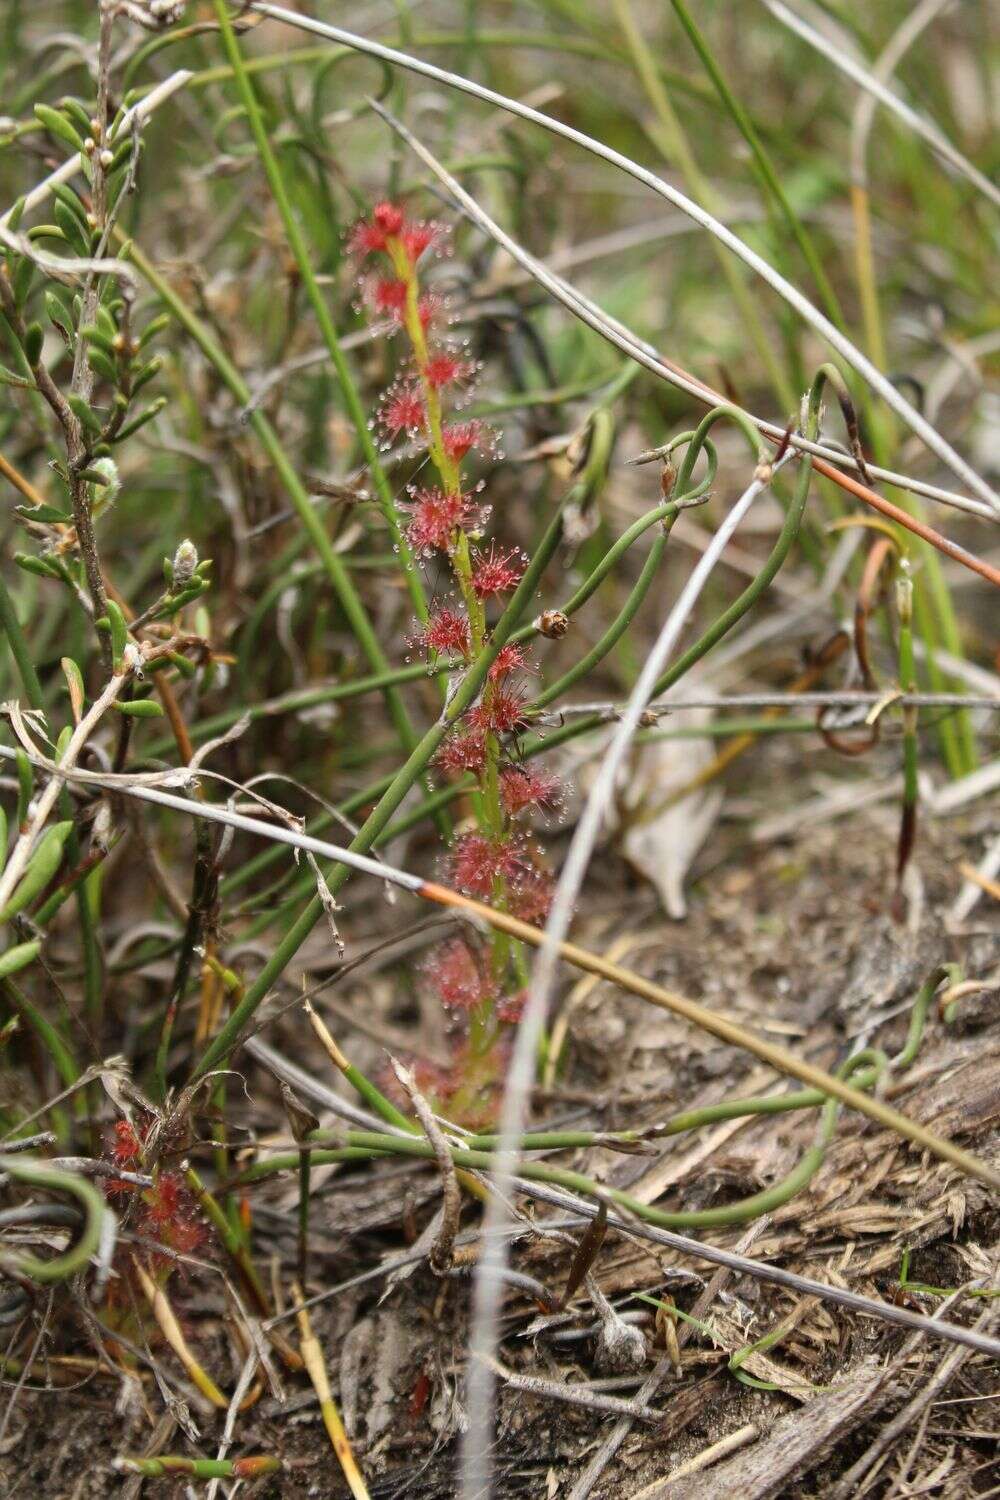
[293,1284,371,1499]
[390,1059,461,1271]
[132,1258,229,1409]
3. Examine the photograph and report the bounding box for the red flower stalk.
[435,727,488,777]
[379,383,425,439]
[500,766,563,817]
[471,542,524,599]
[403,486,479,553]
[424,939,497,1011]
[469,685,529,736]
[488,643,532,681]
[423,351,475,391]
[417,607,471,657]
[442,421,486,462]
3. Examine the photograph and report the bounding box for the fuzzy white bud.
[171,539,198,587]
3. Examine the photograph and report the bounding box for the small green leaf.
[0,941,42,981]
[14,553,63,581]
[58,96,94,135]
[108,135,141,175]
[0,821,74,923]
[113,699,164,719]
[138,314,170,350]
[81,324,116,355]
[87,347,118,385]
[25,224,67,246]
[22,322,44,367]
[33,104,85,153]
[66,393,102,435]
[110,396,166,443]
[132,357,161,394]
[44,289,73,341]
[12,256,34,309]
[0,365,32,389]
[52,182,89,228]
[106,599,128,673]
[53,200,90,255]
[14,503,69,524]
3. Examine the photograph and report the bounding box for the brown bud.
[279,1081,320,1146]
[660,456,677,498]
[535,609,569,639]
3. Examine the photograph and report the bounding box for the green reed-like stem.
[191,486,572,1081]
[122,237,447,840]
[212,0,429,624]
[666,0,845,329]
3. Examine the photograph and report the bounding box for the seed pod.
[534,609,569,639]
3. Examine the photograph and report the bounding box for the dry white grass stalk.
[765,0,1000,209]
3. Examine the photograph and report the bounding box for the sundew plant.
[0,1,997,1494]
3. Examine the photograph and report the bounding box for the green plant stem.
[0,1154,105,1282]
[191,486,572,1082]
[0,569,43,704]
[235,1053,875,1233]
[533,523,671,710]
[122,237,447,839]
[611,0,796,411]
[666,0,844,328]
[211,0,429,625]
[118,1457,281,1480]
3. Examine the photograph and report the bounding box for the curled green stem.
[0,1155,106,1282]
